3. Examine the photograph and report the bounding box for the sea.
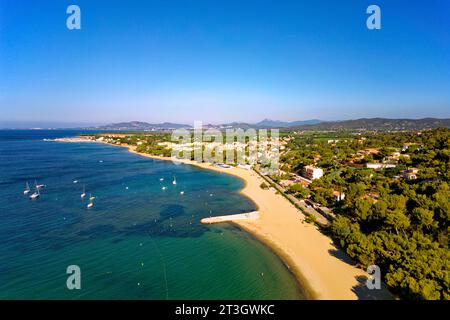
[0,130,304,299]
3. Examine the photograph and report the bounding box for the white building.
[303,165,323,180]
[402,168,419,180]
[333,191,345,202]
[366,163,396,169]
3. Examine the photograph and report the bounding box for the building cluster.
[167,139,281,166]
[88,135,124,145]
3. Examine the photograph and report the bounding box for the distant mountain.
[84,117,450,132]
[94,119,324,131]
[256,119,322,128]
[94,121,191,130]
[288,118,450,131]
[218,122,258,129]
[216,119,322,129]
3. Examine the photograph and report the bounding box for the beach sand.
[90,140,393,300]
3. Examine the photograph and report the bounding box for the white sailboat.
[87,193,95,209]
[35,180,46,189]
[29,182,40,200]
[24,182,31,195]
[172,176,177,185]
[81,185,86,198]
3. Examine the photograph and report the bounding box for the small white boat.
[172,176,177,185]
[81,185,86,198]
[73,180,78,184]
[30,192,40,200]
[180,191,184,195]
[35,180,46,189]
[24,182,31,195]
[162,186,166,191]
[29,182,40,200]
[159,178,164,182]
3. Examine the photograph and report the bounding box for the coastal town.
[82,127,449,300]
[2,0,448,308]
[82,128,438,222]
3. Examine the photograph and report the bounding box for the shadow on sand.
[351,275,395,300]
[328,244,395,300]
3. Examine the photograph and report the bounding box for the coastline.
[88,139,393,300]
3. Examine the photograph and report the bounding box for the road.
[254,168,331,226]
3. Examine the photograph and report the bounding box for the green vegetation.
[259,182,269,190]
[91,128,449,299]
[92,133,173,157]
[281,128,449,300]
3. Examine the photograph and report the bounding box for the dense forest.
[328,129,449,300]
[281,129,449,299]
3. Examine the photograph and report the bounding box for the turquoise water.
[0,130,304,299]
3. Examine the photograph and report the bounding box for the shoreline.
[83,139,393,300]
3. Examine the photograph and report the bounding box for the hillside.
[288,118,450,131]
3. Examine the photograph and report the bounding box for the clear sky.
[0,0,449,126]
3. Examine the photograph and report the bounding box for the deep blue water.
[0,130,304,299]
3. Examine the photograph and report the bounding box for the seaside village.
[83,131,423,226]
[90,133,282,171]
[88,133,421,188]
[278,145,420,188]
[63,128,450,300]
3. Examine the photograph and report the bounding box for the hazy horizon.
[2,115,450,129]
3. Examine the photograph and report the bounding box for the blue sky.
[0,0,449,126]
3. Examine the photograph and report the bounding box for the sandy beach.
[87,140,393,300]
